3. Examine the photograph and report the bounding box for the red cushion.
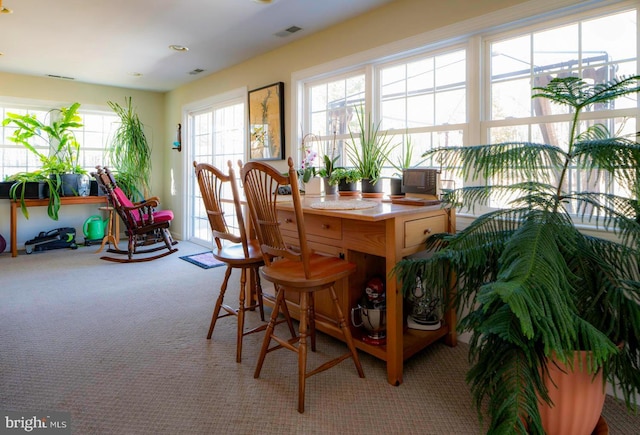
[112,187,173,224]
[112,187,134,208]
[147,210,173,223]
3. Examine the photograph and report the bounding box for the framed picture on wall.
[248,82,285,161]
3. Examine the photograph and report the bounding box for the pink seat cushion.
[146,210,173,223]
[112,187,173,224]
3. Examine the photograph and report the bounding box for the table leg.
[11,201,17,257]
[95,208,119,253]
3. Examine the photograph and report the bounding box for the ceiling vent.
[46,74,75,81]
[275,25,302,37]
[189,68,205,75]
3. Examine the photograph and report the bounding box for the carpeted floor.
[1,241,639,434]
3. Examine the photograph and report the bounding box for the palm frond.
[424,142,567,184]
[533,75,640,111]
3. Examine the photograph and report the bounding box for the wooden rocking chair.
[92,166,178,263]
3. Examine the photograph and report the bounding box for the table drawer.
[404,214,447,249]
[278,210,342,240]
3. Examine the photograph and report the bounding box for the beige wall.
[0,72,164,248]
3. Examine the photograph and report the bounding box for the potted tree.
[393,75,640,434]
[107,97,152,201]
[2,102,84,219]
[346,107,397,196]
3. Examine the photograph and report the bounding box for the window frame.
[292,0,638,229]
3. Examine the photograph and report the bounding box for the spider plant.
[393,75,640,434]
[107,97,151,201]
[346,107,397,185]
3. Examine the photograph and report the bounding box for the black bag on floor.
[25,227,78,254]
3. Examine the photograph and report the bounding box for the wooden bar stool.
[96,205,120,253]
[241,157,365,413]
[194,161,295,363]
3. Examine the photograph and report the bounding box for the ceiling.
[0,0,395,92]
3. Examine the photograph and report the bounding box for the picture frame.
[248,82,285,161]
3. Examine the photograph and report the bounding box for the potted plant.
[346,107,397,195]
[317,132,340,195]
[107,97,151,201]
[2,102,84,219]
[329,167,361,194]
[393,75,640,434]
[389,133,426,196]
[296,134,320,194]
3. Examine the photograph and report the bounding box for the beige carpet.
[1,241,639,434]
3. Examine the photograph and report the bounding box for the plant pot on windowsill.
[1,181,46,199]
[389,177,404,196]
[303,177,322,196]
[322,177,337,195]
[361,178,384,198]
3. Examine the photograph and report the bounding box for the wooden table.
[10,196,108,257]
[265,195,457,386]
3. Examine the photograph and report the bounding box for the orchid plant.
[299,133,318,183]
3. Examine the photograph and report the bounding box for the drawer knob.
[321,224,330,230]
[285,218,293,224]
[424,228,432,235]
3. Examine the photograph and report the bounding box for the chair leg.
[252,268,265,321]
[329,285,365,378]
[308,293,317,352]
[236,268,247,363]
[279,290,297,339]
[298,292,309,413]
[254,285,286,379]
[208,266,232,339]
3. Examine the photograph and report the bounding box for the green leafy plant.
[107,97,151,201]
[393,75,640,434]
[2,102,83,219]
[346,107,397,185]
[328,167,361,186]
[389,133,426,177]
[6,171,61,220]
[318,131,340,179]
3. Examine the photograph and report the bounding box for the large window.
[295,2,638,222]
[486,8,637,210]
[0,102,117,181]
[300,48,467,186]
[188,98,245,246]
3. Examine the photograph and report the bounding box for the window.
[294,2,638,224]
[378,48,466,184]
[300,48,467,187]
[188,97,245,246]
[0,102,117,181]
[0,106,50,180]
[73,110,119,173]
[302,72,365,173]
[486,8,637,210]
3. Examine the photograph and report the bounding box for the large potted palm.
[393,75,640,434]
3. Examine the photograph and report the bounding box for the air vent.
[46,74,75,80]
[189,68,205,75]
[275,25,302,37]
